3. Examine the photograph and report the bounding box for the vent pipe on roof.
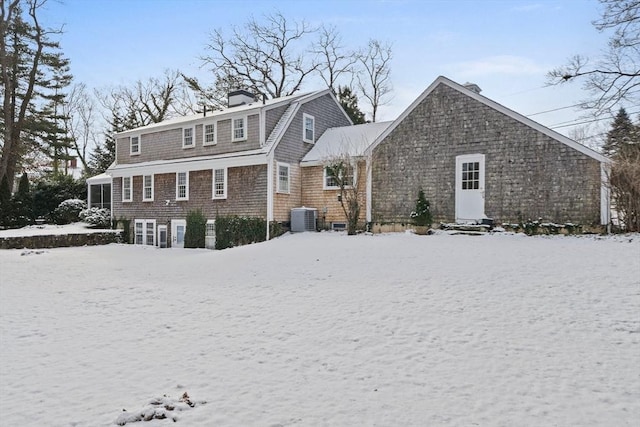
[463,82,482,94]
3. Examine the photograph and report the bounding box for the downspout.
[366,154,372,224]
[600,161,611,231]
[266,152,274,240]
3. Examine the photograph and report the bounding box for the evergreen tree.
[0,174,12,227]
[603,107,635,156]
[12,172,33,227]
[337,86,366,124]
[410,189,433,227]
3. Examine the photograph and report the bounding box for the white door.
[158,225,167,248]
[455,154,486,223]
[171,219,186,248]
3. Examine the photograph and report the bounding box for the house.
[300,121,391,230]
[104,89,351,247]
[367,76,611,229]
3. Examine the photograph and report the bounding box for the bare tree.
[547,0,640,115]
[96,69,196,129]
[357,39,393,122]
[201,12,318,99]
[62,83,98,171]
[313,24,357,93]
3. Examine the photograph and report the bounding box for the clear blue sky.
[41,0,613,140]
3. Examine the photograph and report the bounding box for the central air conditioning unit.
[291,207,317,232]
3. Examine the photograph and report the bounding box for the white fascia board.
[107,152,267,177]
[600,162,611,225]
[300,155,364,168]
[366,156,372,223]
[366,76,611,165]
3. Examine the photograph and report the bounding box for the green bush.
[32,174,86,221]
[53,199,87,224]
[215,216,267,250]
[185,209,207,248]
[410,189,433,227]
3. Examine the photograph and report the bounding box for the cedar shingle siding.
[372,83,603,225]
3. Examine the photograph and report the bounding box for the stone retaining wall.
[0,231,121,250]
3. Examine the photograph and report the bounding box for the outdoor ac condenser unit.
[290,207,317,232]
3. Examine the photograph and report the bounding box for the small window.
[183,127,194,148]
[122,176,132,202]
[143,174,154,201]
[213,168,227,199]
[462,162,480,190]
[134,219,156,245]
[324,163,355,190]
[203,122,216,145]
[130,136,140,155]
[303,113,315,143]
[277,162,290,194]
[232,117,246,142]
[176,172,189,200]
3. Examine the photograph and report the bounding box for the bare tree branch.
[356,39,393,122]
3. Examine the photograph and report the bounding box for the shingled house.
[367,76,611,229]
[106,89,351,247]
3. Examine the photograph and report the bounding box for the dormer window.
[203,122,216,145]
[130,136,140,155]
[232,117,246,142]
[303,113,315,143]
[183,127,194,148]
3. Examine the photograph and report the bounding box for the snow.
[0,232,639,426]
[0,222,115,238]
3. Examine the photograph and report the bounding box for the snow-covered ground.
[0,222,115,237]
[0,231,638,426]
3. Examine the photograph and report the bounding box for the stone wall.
[0,231,121,249]
[372,83,603,226]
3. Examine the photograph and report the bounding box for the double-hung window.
[183,127,194,148]
[176,172,189,200]
[130,136,140,155]
[303,113,315,143]
[324,163,355,190]
[122,176,132,202]
[203,122,216,145]
[232,117,246,142]
[277,162,290,194]
[213,168,227,199]
[143,175,154,201]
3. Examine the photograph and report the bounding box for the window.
[462,162,480,190]
[232,117,246,141]
[130,136,140,155]
[303,113,315,143]
[203,122,216,145]
[324,163,355,189]
[134,219,156,245]
[122,176,132,202]
[176,172,189,200]
[213,168,227,199]
[143,175,154,201]
[205,220,216,249]
[183,127,194,148]
[277,162,290,193]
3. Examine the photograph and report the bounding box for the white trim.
[266,153,274,240]
[455,154,486,223]
[176,171,189,201]
[366,76,610,165]
[212,167,227,200]
[142,174,154,202]
[134,219,156,246]
[231,116,247,142]
[303,113,315,143]
[323,163,356,190]
[600,162,611,226]
[366,156,372,223]
[203,121,217,146]
[276,162,291,194]
[107,152,267,178]
[122,176,132,202]
[182,126,195,149]
[130,135,140,156]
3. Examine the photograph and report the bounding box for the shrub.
[32,174,86,221]
[185,210,207,248]
[80,207,111,228]
[410,189,433,227]
[53,199,87,224]
[215,216,266,250]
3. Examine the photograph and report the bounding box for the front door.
[171,219,186,248]
[455,154,486,223]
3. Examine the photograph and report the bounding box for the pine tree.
[0,174,12,227]
[11,172,33,227]
[337,86,367,124]
[603,107,635,156]
[411,189,433,227]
